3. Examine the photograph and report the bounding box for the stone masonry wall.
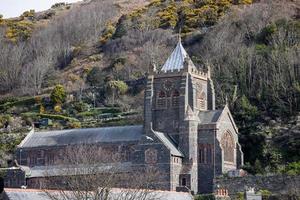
[214,175,300,197]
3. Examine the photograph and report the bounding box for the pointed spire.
[161,35,188,72]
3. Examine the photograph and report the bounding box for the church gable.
[216,105,239,137]
[215,105,244,171]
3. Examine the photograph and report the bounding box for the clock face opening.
[163,80,173,91]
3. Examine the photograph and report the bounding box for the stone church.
[5,39,243,194]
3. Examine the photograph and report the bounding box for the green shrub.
[236,192,245,200]
[73,101,90,113]
[50,84,66,105]
[67,121,81,129]
[51,2,66,8]
[282,162,300,175]
[22,10,35,18]
[38,113,78,122]
[0,97,35,112]
[99,22,116,44]
[157,3,178,28]
[0,97,18,105]
[194,194,215,200]
[77,107,121,118]
[5,20,34,42]
[259,189,272,199]
[86,67,104,86]
[54,104,62,113]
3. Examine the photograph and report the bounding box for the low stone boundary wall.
[214,175,300,197]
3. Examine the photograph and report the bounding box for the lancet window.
[172,90,180,107]
[156,91,166,108]
[221,131,235,163]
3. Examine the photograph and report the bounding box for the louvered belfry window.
[221,131,235,163]
[172,90,180,107]
[156,91,166,108]
[197,91,206,110]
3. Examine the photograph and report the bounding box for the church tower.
[144,38,215,144]
[144,38,216,194]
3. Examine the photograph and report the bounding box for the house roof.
[161,40,188,72]
[19,125,144,148]
[152,130,183,157]
[3,188,193,200]
[198,109,223,124]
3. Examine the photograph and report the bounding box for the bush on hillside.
[50,85,66,105]
[86,67,104,86]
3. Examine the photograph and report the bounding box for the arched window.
[197,91,206,110]
[172,90,180,107]
[199,144,213,164]
[156,91,166,108]
[221,131,235,163]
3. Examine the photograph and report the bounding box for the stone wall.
[214,175,300,197]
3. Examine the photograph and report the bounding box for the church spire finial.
[178,28,182,44]
[225,95,229,105]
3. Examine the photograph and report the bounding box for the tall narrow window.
[199,145,204,163]
[156,91,166,108]
[207,145,212,164]
[197,91,206,110]
[181,178,186,186]
[172,90,180,107]
[221,131,235,163]
[199,144,213,164]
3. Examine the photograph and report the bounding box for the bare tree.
[41,144,161,200]
[0,42,25,93]
[190,0,300,111]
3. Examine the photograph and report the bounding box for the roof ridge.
[34,124,143,134]
[18,128,34,148]
[152,130,183,157]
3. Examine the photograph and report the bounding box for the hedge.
[21,112,79,122]
[0,97,35,111]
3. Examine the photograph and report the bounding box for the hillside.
[0,0,299,175]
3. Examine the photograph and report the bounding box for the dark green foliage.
[0,97,36,112]
[73,101,90,113]
[194,194,215,200]
[256,23,277,44]
[0,97,18,105]
[38,113,78,122]
[51,2,66,9]
[77,107,121,118]
[86,67,103,86]
[113,15,127,39]
[281,162,300,175]
[234,95,259,125]
[50,84,66,105]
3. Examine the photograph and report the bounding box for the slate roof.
[19,125,143,148]
[4,188,193,200]
[198,109,223,124]
[161,40,188,72]
[28,162,132,178]
[152,131,183,157]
